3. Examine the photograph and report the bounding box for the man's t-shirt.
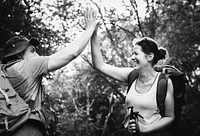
[6,56,49,110]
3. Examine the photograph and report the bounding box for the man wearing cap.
[2,7,97,136]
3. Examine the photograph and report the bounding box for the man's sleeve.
[27,56,49,78]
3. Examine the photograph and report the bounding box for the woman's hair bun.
[158,47,167,60]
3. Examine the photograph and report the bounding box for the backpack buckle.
[0,88,11,107]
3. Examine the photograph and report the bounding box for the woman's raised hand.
[85,7,97,30]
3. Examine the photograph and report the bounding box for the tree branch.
[116,24,135,37]
[90,0,115,44]
[129,0,144,37]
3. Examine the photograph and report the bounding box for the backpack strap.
[127,70,139,94]
[0,60,21,80]
[3,60,21,69]
[156,73,168,117]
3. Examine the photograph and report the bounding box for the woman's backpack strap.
[156,73,168,117]
[127,70,139,94]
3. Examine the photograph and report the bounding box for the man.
[2,7,97,136]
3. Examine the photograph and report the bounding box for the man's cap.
[2,35,39,63]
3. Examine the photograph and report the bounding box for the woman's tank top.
[125,73,162,125]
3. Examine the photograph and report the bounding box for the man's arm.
[48,7,97,72]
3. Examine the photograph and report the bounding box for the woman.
[91,28,174,136]
[2,7,98,136]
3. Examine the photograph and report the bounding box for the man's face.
[22,45,39,59]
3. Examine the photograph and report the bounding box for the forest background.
[0,0,200,136]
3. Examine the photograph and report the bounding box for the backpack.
[127,65,186,132]
[0,64,31,135]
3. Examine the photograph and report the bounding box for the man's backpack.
[0,64,31,135]
[127,65,186,132]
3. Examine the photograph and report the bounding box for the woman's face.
[131,44,152,70]
[22,45,39,59]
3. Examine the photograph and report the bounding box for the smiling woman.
[90,22,174,135]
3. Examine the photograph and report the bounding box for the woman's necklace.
[136,73,159,93]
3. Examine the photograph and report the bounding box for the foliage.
[1,0,200,136]
[155,0,200,89]
[0,0,57,57]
